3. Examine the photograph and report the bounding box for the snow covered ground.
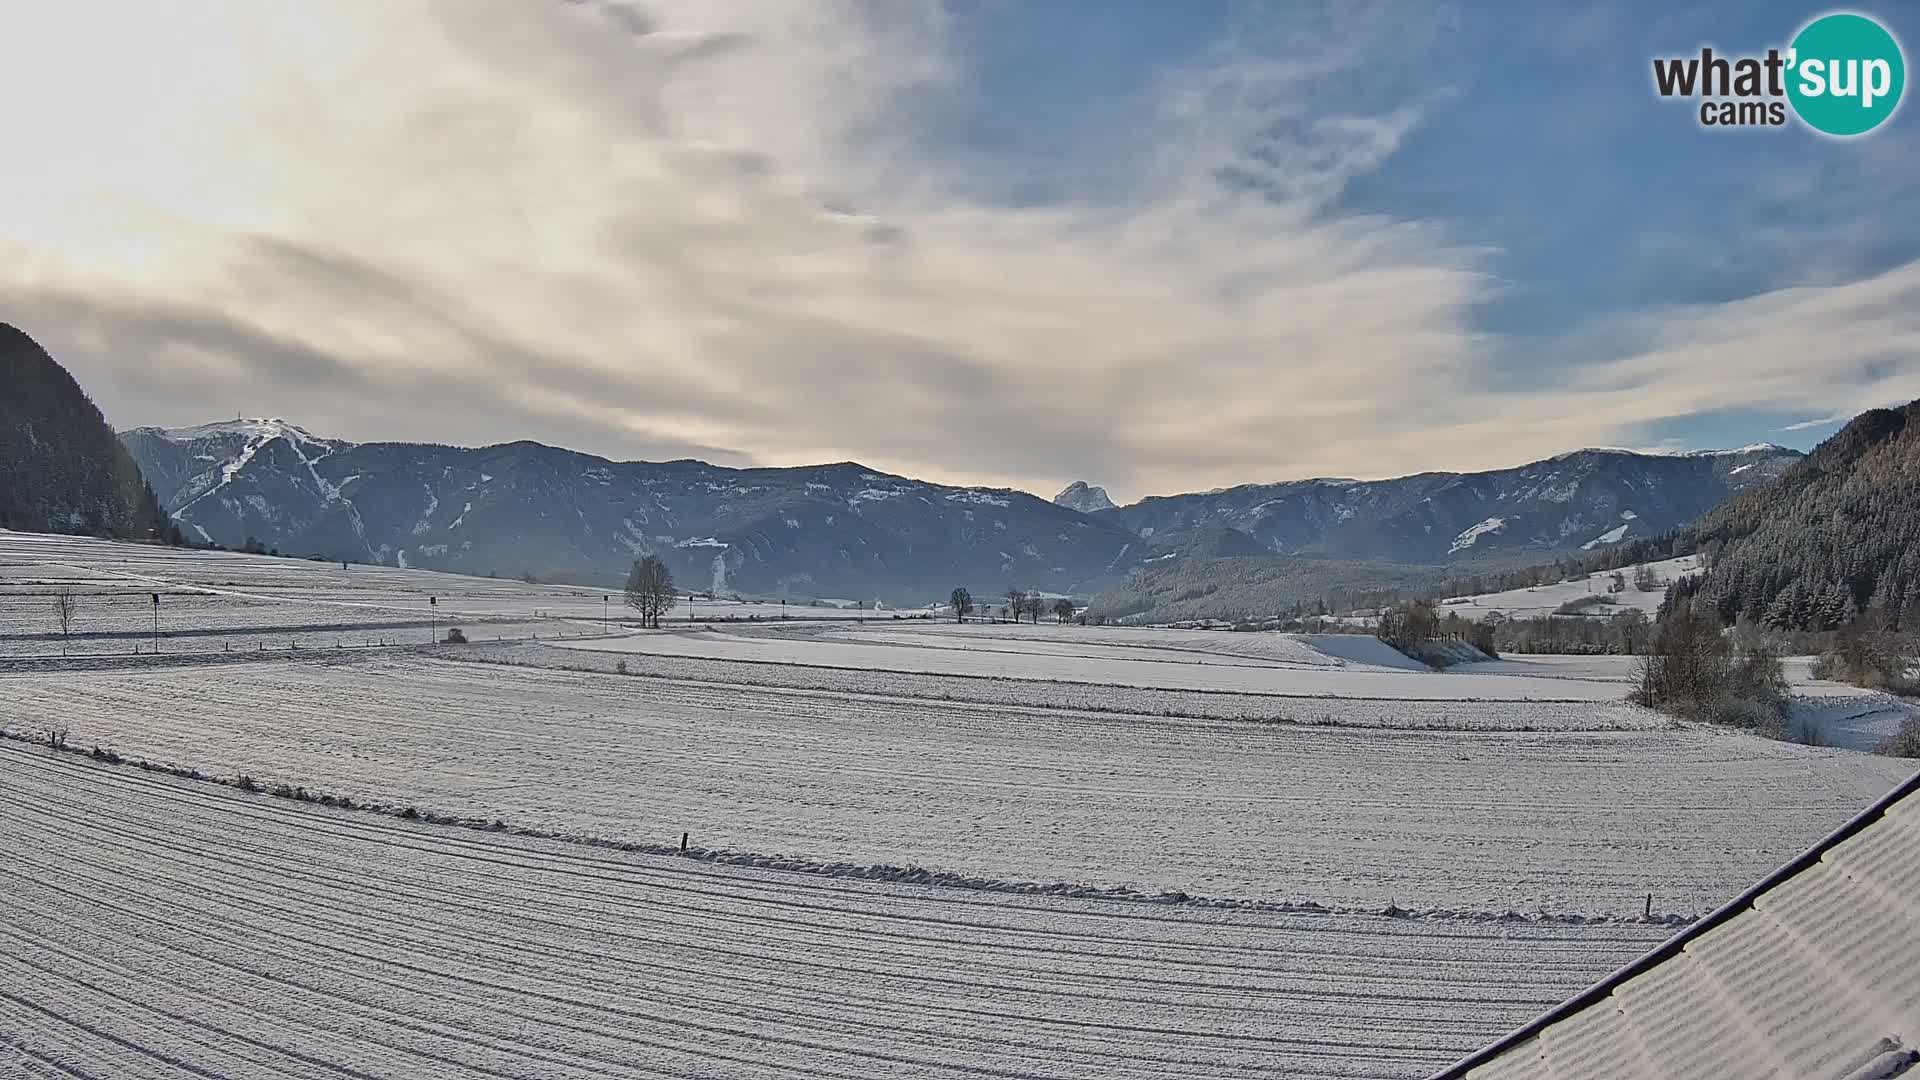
[551,623,1634,700]
[7,652,1906,915]
[0,742,1674,1079]
[1457,653,1919,752]
[4,531,1915,1077]
[1437,555,1703,622]
[0,530,889,657]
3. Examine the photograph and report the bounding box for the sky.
[3,1,1918,503]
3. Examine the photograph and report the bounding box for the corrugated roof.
[1432,769,1920,1080]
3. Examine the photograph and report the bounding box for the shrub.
[1712,695,1787,739]
[1814,622,1919,693]
[1553,595,1618,615]
[443,627,468,644]
[1877,717,1920,758]
[615,659,630,676]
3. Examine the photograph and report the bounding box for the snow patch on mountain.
[1581,524,1631,550]
[1448,517,1507,554]
[948,490,1012,508]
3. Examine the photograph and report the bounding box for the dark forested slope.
[0,323,177,541]
[1678,400,1920,631]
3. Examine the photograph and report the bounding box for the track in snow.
[0,742,1670,1080]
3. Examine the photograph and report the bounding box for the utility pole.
[602,595,608,634]
[429,596,437,644]
[150,593,160,653]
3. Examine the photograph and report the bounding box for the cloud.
[1780,414,1851,432]
[0,1,1914,504]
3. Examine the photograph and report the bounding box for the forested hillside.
[1677,400,1920,632]
[0,324,177,542]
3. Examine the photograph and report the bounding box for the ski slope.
[0,741,1679,1080]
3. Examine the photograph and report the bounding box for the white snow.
[1448,517,1507,554]
[152,417,328,445]
[944,490,1011,508]
[1581,524,1631,550]
[410,489,439,535]
[1440,555,1702,622]
[2,528,1910,1080]
[0,741,1679,1078]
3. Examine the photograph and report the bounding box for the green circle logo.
[1787,13,1905,136]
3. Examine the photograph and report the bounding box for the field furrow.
[0,743,1672,1079]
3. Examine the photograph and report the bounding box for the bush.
[615,659,630,676]
[1877,717,1920,758]
[1553,595,1618,615]
[1814,622,1919,693]
[443,627,468,644]
[1711,694,1787,739]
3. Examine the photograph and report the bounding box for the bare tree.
[1052,598,1074,624]
[54,589,77,657]
[1005,588,1025,624]
[625,556,677,629]
[1634,563,1660,592]
[1376,598,1439,652]
[949,587,974,623]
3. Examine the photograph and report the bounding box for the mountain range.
[120,416,1802,600]
[1072,443,1797,564]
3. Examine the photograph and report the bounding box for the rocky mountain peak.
[1054,481,1116,514]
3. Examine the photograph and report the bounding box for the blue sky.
[929,0,1920,453]
[3,1,1918,499]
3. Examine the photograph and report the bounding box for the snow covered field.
[551,623,1635,700]
[0,530,887,657]
[4,533,1915,1077]
[7,652,1906,914]
[0,742,1673,1079]
[1457,653,1920,752]
[1438,555,1703,622]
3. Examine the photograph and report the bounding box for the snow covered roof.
[1431,770,1920,1080]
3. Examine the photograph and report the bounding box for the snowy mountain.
[1053,481,1117,514]
[1104,445,1801,565]
[120,422,1140,600]
[121,420,1802,599]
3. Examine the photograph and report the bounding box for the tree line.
[948,587,1074,624]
